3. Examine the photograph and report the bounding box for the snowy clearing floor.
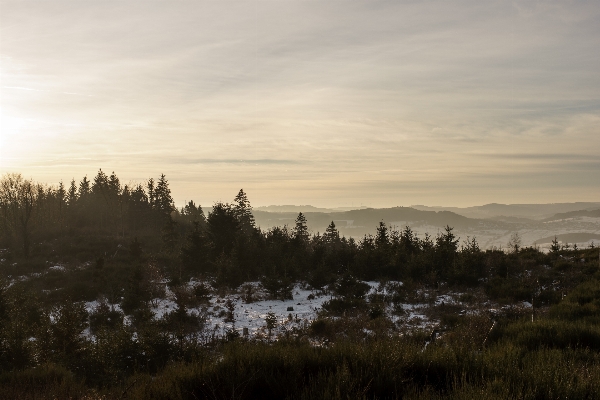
[82,280,512,342]
[190,284,331,339]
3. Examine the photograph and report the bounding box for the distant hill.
[542,209,600,222]
[254,205,369,213]
[411,202,600,220]
[485,215,536,223]
[534,233,600,245]
[253,206,482,238]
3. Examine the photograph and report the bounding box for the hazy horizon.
[2,1,599,207]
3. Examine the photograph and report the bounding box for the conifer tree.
[78,176,90,200]
[233,189,255,231]
[161,215,179,254]
[323,221,339,245]
[108,172,121,197]
[147,178,155,209]
[293,212,309,242]
[181,221,210,274]
[207,202,239,257]
[67,179,78,207]
[435,225,459,277]
[91,169,111,230]
[400,226,418,255]
[551,236,561,253]
[182,200,206,224]
[375,221,389,248]
[154,174,174,215]
[56,181,66,232]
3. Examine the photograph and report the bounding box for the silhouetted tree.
[323,221,340,245]
[154,174,174,215]
[435,225,459,278]
[0,174,39,257]
[207,202,239,257]
[233,189,255,233]
[181,200,206,226]
[181,221,210,274]
[293,212,309,243]
[161,216,179,254]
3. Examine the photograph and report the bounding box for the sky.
[1,0,599,208]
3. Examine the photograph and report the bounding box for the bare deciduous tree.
[0,174,39,257]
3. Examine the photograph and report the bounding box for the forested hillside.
[1,171,599,399]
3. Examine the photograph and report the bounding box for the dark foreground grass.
[2,333,599,399]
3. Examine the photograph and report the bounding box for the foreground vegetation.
[1,171,599,398]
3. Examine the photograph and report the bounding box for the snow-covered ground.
[143,281,476,339]
[208,287,324,337]
[72,278,530,342]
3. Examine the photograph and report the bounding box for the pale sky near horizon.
[1,1,599,208]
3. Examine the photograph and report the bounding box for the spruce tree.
[161,215,179,254]
[293,212,309,242]
[323,221,339,244]
[207,202,239,257]
[182,200,206,224]
[181,221,210,274]
[154,174,174,215]
[56,181,66,232]
[375,221,389,248]
[67,179,78,207]
[147,178,155,209]
[233,189,255,231]
[78,176,90,199]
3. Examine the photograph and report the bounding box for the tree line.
[0,170,568,289]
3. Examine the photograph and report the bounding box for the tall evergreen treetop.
[108,172,121,196]
[293,212,309,242]
[67,179,77,207]
[147,178,155,208]
[56,181,66,204]
[78,176,90,199]
[233,189,255,230]
[324,221,339,244]
[92,169,109,196]
[182,200,206,224]
[375,221,389,248]
[207,202,239,256]
[154,174,174,214]
[436,225,459,252]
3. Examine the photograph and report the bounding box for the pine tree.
[78,176,90,200]
[147,178,155,209]
[323,221,339,245]
[375,221,389,248]
[92,169,109,195]
[233,189,255,231]
[56,181,66,232]
[108,172,121,197]
[182,200,206,224]
[181,221,210,274]
[207,202,239,257]
[293,212,309,242]
[67,179,78,207]
[91,169,111,230]
[435,225,459,278]
[551,236,561,253]
[154,174,174,215]
[161,215,179,254]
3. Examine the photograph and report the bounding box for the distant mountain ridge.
[209,202,600,249]
[254,205,369,213]
[252,206,483,238]
[542,209,600,222]
[411,202,600,220]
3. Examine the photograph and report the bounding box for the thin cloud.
[1,1,599,207]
